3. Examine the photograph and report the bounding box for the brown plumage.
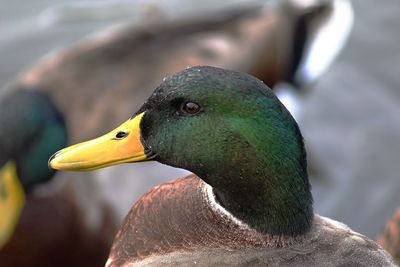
[0,183,115,267]
[46,65,395,266]
[2,6,296,266]
[378,208,400,264]
[107,175,394,267]
[16,3,315,142]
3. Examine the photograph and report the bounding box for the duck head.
[0,89,68,248]
[50,66,312,236]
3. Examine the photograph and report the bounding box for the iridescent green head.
[50,66,312,236]
[0,89,67,248]
[0,89,68,192]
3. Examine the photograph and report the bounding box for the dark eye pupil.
[116,131,127,139]
[182,102,200,115]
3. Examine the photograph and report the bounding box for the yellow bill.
[49,112,154,171]
[0,161,25,249]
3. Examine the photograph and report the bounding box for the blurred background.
[0,0,399,266]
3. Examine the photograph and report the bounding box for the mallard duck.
[0,88,67,248]
[0,88,114,267]
[275,0,353,119]
[378,208,400,264]
[13,1,353,221]
[50,66,395,266]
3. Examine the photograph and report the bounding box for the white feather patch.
[319,215,350,231]
[105,258,113,267]
[203,183,251,230]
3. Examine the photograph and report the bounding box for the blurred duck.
[378,209,400,264]
[3,2,353,223]
[0,1,353,262]
[0,88,114,266]
[273,0,354,119]
[49,66,395,266]
[17,0,353,129]
[284,0,353,88]
[0,88,67,248]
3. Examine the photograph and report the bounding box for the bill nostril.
[115,131,128,139]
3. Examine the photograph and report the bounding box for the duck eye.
[181,101,201,115]
[115,131,128,139]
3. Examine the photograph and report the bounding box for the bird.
[49,66,395,266]
[0,88,68,248]
[273,0,354,119]
[377,208,400,265]
[0,88,114,267]
[10,1,353,221]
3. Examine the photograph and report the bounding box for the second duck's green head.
[50,66,312,236]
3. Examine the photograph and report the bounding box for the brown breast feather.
[107,175,396,267]
[377,208,400,264]
[107,174,298,266]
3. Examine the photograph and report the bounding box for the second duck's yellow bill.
[49,112,152,171]
[0,161,25,249]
